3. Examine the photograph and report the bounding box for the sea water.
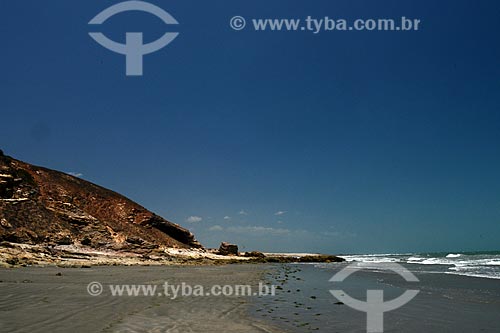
[340,251,500,279]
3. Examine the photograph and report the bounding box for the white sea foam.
[407,257,425,261]
[415,258,453,265]
[340,255,403,263]
[445,271,500,280]
[340,252,500,279]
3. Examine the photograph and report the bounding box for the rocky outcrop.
[218,242,239,256]
[0,152,202,251]
[247,254,345,263]
[243,251,266,258]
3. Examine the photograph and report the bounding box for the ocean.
[340,251,500,280]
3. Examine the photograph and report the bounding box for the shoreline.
[2,261,500,332]
[0,242,345,268]
[252,262,500,332]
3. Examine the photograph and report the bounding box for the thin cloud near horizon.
[208,224,290,236]
[186,216,202,223]
[68,172,83,178]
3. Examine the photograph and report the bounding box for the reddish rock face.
[0,153,202,250]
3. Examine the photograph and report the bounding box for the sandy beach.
[0,265,283,333]
[2,262,500,332]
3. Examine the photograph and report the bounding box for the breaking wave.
[340,251,500,279]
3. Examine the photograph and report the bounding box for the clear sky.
[1,0,499,254]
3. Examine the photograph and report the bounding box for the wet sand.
[0,265,283,333]
[255,263,500,332]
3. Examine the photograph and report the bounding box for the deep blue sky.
[1,0,499,253]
